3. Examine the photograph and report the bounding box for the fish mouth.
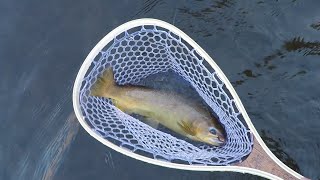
[218,135,225,143]
[205,136,226,146]
[201,132,226,146]
[218,135,226,146]
[216,134,226,146]
[217,138,226,146]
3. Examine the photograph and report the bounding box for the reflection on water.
[233,35,320,85]
[36,113,79,180]
[241,70,260,78]
[212,0,234,9]
[232,70,260,87]
[177,0,252,37]
[260,130,300,173]
[2,0,320,179]
[289,70,307,79]
[12,113,79,180]
[134,0,164,16]
[104,151,116,170]
[262,37,320,68]
[310,22,320,31]
[283,37,320,56]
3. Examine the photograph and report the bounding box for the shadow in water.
[260,130,301,174]
[232,36,320,86]
[263,37,320,69]
[177,0,252,37]
[283,37,320,56]
[134,0,164,16]
[232,69,261,87]
[211,0,235,9]
[310,22,320,31]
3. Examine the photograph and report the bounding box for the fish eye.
[209,128,216,134]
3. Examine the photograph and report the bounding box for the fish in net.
[74,19,253,166]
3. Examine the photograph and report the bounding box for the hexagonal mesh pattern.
[79,25,253,165]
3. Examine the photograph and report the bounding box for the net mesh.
[79,25,253,165]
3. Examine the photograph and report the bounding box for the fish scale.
[91,67,226,146]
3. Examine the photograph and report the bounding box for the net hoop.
[73,18,303,180]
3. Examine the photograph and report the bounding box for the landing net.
[77,20,253,166]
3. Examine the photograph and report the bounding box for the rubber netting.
[79,25,253,165]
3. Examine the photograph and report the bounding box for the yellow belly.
[111,87,209,137]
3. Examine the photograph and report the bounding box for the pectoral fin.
[177,120,197,136]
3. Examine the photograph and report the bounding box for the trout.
[90,68,226,146]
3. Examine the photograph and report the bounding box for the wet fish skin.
[91,68,226,146]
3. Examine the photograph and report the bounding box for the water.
[1,0,319,179]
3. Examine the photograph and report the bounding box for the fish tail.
[90,67,117,97]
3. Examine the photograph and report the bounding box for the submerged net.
[79,24,253,165]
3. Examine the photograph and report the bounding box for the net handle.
[72,18,303,179]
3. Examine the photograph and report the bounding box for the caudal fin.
[90,67,116,97]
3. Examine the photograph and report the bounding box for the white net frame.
[73,19,254,167]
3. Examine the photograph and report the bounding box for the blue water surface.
[1,0,319,179]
